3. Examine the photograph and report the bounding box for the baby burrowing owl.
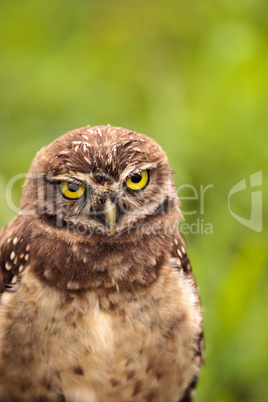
[0,125,203,402]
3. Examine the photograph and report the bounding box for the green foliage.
[0,0,267,400]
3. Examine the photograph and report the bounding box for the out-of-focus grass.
[0,1,267,400]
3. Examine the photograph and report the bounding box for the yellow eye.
[126,170,149,191]
[59,181,86,199]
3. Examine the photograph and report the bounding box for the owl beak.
[104,199,117,233]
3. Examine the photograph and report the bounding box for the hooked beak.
[104,199,117,233]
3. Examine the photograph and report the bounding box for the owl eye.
[126,170,149,191]
[59,181,86,199]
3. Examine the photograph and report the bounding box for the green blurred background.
[0,0,267,400]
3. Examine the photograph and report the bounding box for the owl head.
[20,125,181,239]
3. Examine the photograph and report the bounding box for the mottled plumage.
[0,125,203,401]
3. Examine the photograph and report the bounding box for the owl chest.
[38,292,190,402]
[0,278,195,402]
[42,294,164,394]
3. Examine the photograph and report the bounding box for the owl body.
[0,126,203,401]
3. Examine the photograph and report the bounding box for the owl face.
[20,126,180,238]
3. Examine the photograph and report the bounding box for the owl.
[0,125,203,402]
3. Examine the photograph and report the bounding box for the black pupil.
[131,173,142,183]
[67,183,80,192]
